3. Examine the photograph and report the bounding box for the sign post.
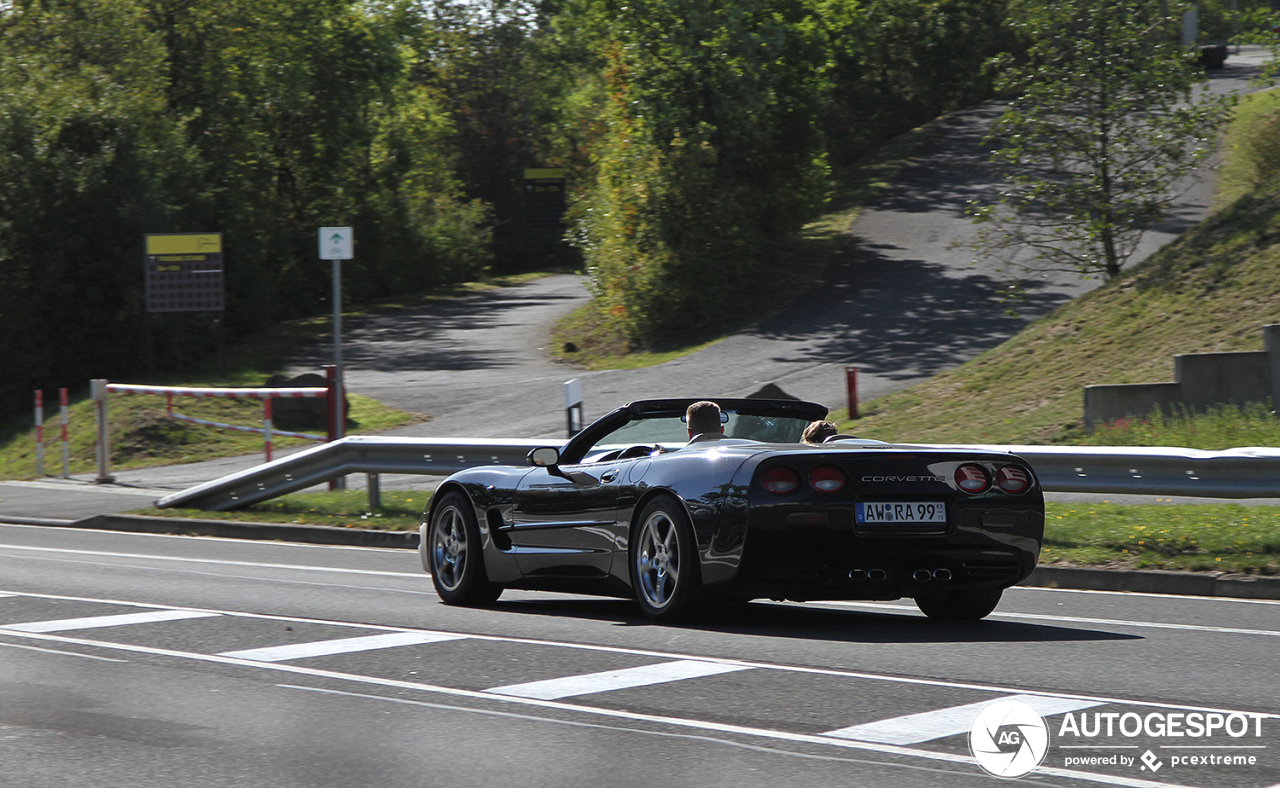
[319,227,353,490]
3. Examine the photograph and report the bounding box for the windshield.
[583,411,812,458]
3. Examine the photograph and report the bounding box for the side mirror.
[528,447,561,468]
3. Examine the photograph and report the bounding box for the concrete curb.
[4,514,1277,601]
[1022,565,1280,601]
[15,513,420,549]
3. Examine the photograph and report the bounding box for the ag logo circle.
[969,699,1049,778]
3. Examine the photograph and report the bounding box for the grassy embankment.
[0,273,555,479]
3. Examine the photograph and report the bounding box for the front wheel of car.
[427,491,501,606]
[630,497,702,622]
[914,588,1003,621]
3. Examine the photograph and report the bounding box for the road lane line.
[4,589,1276,721]
[278,685,1001,780]
[0,543,420,577]
[486,660,752,700]
[0,627,1210,788]
[0,641,129,662]
[823,694,1105,745]
[1,609,219,632]
[219,632,465,662]
[822,601,1280,637]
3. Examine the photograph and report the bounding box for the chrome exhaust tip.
[932,568,952,582]
[868,569,887,582]
[849,569,867,582]
[912,569,933,582]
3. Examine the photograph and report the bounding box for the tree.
[571,0,832,345]
[970,0,1234,281]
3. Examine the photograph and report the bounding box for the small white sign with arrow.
[319,227,353,260]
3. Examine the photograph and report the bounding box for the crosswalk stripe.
[486,659,752,700]
[219,632,465,662]
[822,694,1106,745]
[1,610,219,633]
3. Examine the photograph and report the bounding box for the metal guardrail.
[944,444,1280,499]
[156,436,558,511]
[155,439,1280,512]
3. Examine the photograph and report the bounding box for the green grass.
[140,489,429,531]
[1215,87,1280,210]
[1043,501,1280,574]
[549,122,943,370]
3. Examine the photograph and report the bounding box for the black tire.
[629,497,703,622]
[426,491,501,606]
[915,588,1003,621]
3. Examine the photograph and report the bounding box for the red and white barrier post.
[845,366,859,420]
[34,390,44,477]
[60,388,70,478]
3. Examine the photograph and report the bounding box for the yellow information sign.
[145,232,224,313]
[145,234,223,255]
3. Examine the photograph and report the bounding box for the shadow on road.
[282,288,584,373]
[485,598,1142,644]
[751,239,1072,382]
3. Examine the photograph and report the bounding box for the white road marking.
[1,609,219,632]
[823,694,1105,745]
[0,640,129,662]
[3,589,1276,721]
[219,632,464,662]
[823,600,1280,637]
[0,626,1211,788]
[0,543,420,577]
[487,660,752,700]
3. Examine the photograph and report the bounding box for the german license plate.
[856,502,946,524]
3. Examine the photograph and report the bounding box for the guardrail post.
[60,388,70,478]
[91,379,114,483]
[565,378,584,438]
[325,365,345,490]
[34,390,45,477]
[263,397,273,463]
[367,473,381,510]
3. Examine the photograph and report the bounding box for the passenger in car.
[686,400,725,442]
[802,420,838,444]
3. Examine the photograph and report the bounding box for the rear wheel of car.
[630,497,702,622]
[427,491,501,606]
[914,588,1003,621]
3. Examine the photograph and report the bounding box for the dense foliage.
[0,0,1018,418]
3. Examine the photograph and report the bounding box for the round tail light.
[761,466,801,495]
[954,464,990,494]
[809,466,846,493]
[995,465,1030,495]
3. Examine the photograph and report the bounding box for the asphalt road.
[1,523,1276,788]
[271,49,1270,444]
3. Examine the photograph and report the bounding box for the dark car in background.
[420,398,1044,622]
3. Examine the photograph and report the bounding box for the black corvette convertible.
[419,398,1044,622]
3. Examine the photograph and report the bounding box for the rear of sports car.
[725,447,1044,609]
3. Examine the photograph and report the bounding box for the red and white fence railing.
[90,378,334,483]
[32,388,71,478]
